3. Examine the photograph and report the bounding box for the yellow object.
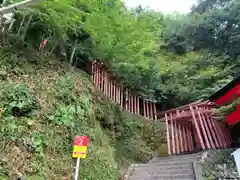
[72,145,87,158]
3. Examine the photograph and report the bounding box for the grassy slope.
[0,46,167,179]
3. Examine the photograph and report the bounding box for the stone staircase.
[126,153,201,180]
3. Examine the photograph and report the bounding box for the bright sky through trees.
[124,0,197,13]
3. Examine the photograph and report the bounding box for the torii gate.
[163,100,232,155]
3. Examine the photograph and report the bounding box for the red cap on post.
[73,136,88,146]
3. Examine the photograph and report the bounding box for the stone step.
[150,155,198,161]
[128,173,195,180]
[134,163,192,170]
[131,168,194,176]
[151,153,199,160]
[127,154,199,180]
[148,160,195,166]
[149,157,197,164]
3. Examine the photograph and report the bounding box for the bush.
[0,83,36,117]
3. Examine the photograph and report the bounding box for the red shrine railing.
[91,61,158,120]
[90,61,232,155]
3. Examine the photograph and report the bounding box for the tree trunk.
[8,19,15,32]
[17,15,25,35]
[0,14,3,29]
[22,15,32,40]
[69,39,77,65]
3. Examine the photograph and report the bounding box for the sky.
[124,0,197,14]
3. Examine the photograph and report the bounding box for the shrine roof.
[208,74,240,102]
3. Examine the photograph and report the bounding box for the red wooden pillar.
[98,69,101,89]
[220,124,229,147]
[137,97,140,115]
[196,108,211,149]
[206,108,221,148]
[94,63,97,87]
[94,63,97,86]
[103,71,106,94]
[183,118,188,153]
[92,62,96,83]
[219,123,228,148]
[107,73,109,96]
[190,105,206,150]
[193,126,201,151]
[146,102,149,119]
[165,113,171,155]
[101,70,104,90]
[174,114,180,154]
[170,113,175,154]
[217,122,227,148]
[109,81,112,99]
[177,110,184,153]
[186,121,193,152]
[131,95,134,113]
[211,114,224,148]
[112,82,114,101]
[91,61,94,81]
[115,85,118,103]
[129,95,131,112]
[99,69,101,90]
[125,91,129,110]
[153,103,157,120]
[215,121,225,148]
[121,86,124,107]
[197,107,211,149]
[108,78,111,98]
[129,94,132,112]
[99,69,103,91]
[117,85,119,103]
[224,125,232,147]
[143,100,146,118]
[116,84,119,103]
[224,124,232,147]
[203,107,219,148]
[111,82,114,100]
[97,64,100,88]
[190,123,195,151]
[108,80,111,98]
[149,103,153,120]
[201,110,215,149]
[118,86,121,104]
[105,74,108,95]
[181,111,188,153]
[113,83,116,102]
[134,96,137,114]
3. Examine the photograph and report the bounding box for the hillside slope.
[0,47,166,180]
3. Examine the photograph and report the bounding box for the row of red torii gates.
[90,61,236,155]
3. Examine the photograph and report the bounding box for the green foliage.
[2,0,240,110]
[202,149,238,179]
[0,83,36,116]
[31,132,45,156]
[214,98,240,118]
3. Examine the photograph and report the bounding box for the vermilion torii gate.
[162,101,232,155]
[90,60,232,155]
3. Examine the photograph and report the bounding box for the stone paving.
[126,153,201,180]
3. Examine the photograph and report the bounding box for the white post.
[74,158,81,180]
[232,148,240,177]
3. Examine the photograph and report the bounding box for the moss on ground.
[0,48,167,180]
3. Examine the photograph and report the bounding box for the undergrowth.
[0,47,166,179]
